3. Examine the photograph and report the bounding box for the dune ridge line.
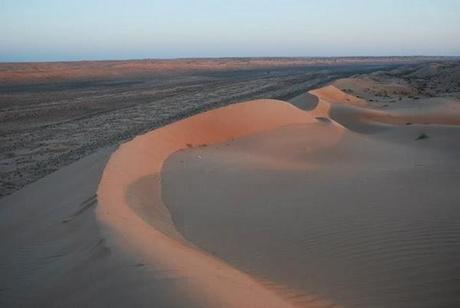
[97,99,334,307]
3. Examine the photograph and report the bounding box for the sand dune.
[97,100,324,307]
[94,78,460,307]
[2,70,459,307]
[97,76,460,306]
[310,85,460,131]
[310,85,368,107]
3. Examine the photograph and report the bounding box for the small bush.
[416,133,428,140]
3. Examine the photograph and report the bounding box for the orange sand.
[97,100,322,307]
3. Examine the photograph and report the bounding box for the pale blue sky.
[1,0,459,62]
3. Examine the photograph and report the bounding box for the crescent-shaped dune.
[97,83,460,307]
[97,100,330,307]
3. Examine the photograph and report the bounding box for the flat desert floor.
[1,59,460,307]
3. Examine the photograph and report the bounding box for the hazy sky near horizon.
[1,0,460,62]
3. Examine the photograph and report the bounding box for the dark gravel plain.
[0,58,442,197]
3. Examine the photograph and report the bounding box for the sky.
[1,0,460,62]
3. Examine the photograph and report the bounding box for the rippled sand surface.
[162,122,460,307]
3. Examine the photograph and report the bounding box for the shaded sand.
[163,124,460,307]
[0,147,185,307]
[0,147,212,307]
[162,87,460,307]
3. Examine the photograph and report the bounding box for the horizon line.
[1,55,459,65]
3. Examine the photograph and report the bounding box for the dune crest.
[310,85,368,107]
[309,84,460,129]
[97,99,325,307]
